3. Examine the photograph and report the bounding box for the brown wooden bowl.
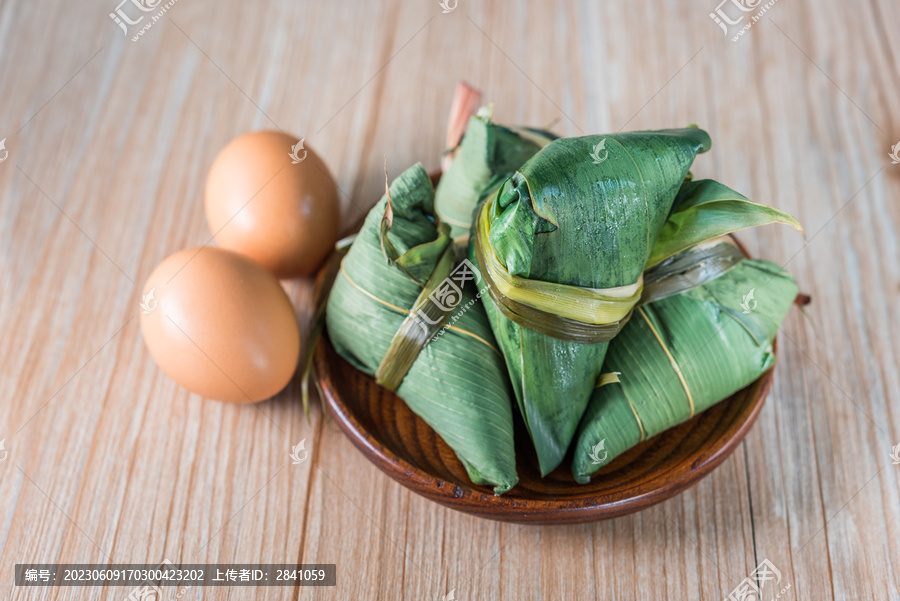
[313,231,776,524]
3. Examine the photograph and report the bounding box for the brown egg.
[205,130,340,279]
[140,247,300,403]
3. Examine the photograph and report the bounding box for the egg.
[140,247,300,403]
[205,130,340,279]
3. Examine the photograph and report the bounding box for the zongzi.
[572,254,798,483]
[469,128,713,475]
[326,163,519,494]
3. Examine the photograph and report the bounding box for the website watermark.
[140,289,158,314]
[289,139,307,164]
[429,287,491,343]
[109,0,183,42]
[709,0,780,41]
[726,558,791,601]
[289,439,309,465]
[405,259,495,343]
[590,139,608,164]
[740,288,757,314]
[889,141,900,165]
[589,439,609,465]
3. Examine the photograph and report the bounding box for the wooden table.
[2,0,898,599]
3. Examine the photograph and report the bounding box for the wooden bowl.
[313,244,775,523]
[316,334,772,524]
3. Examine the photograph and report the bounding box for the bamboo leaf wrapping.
[571,259,798,483]
[435,115,554,238]
[326,163,519,494]
[471,129,712,475]
[647,179,804,268]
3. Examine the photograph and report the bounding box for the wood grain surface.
[1,0,898,599]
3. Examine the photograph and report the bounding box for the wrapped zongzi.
[469,129,713,475]
[572,254,798,483]
[326,163,519,494]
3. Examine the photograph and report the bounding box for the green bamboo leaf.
[472,128,712,475]
[646,179,803,268]
[435,115,555,239]
[572,260,798,483]
[378,169,451,284]
[326,163,518,494]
